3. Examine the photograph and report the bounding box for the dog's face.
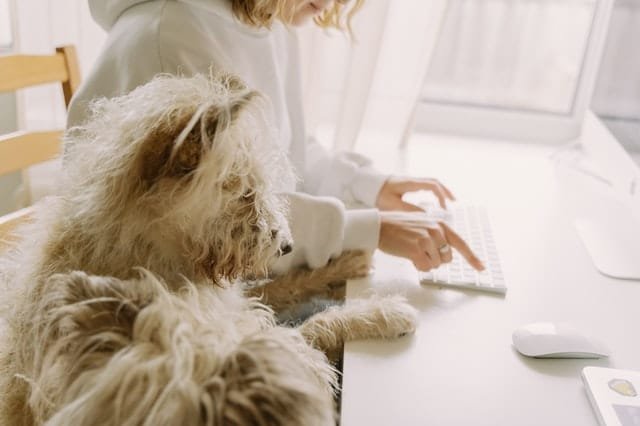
[66,74,294,282]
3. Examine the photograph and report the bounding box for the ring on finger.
[438,244,451,255]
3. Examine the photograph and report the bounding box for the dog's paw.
[298,294,418,358]
[360,295,418,339]
[212,327,337,425]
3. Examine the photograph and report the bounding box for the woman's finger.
[440,222,485,270]
[425,179,456,202]
[431,185,447,209]
[396,179,451,208]
[431,224,453,264]
[412,253,433,272]
[418,236,441,269]
[435,179,456,201]
[399,201,425,212]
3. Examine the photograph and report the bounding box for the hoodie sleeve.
[270,192,380,274]
[302,135,389,207]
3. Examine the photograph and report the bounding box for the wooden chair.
[0,45,81,249]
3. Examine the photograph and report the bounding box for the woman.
[68,0,484,274]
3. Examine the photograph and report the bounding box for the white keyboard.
[419,203,507,295]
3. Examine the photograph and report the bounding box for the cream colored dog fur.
[0,73,417,425]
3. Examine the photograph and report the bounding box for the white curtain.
[298,0,448,152]
[0,0,11,47]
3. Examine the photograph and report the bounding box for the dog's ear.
[138,110,209,185]
[164,88,259,176]
[44,271,157,338]
[31,271,162,416]
[139,88,259,186]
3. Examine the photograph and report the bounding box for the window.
[415,0,611,142]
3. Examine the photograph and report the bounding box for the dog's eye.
[270,229,278,240]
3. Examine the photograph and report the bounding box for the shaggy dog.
[0,73,416,425]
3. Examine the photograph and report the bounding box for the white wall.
[298,0,447,151]
[0,0,18,215]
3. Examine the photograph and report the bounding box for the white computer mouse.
[512,322,609,359]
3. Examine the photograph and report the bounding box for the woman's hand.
[378,211,485,272]
[376,176,455,211]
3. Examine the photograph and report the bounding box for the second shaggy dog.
[20,270,336,425]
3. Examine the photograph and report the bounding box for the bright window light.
[422,0,596,115]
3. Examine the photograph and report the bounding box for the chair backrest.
[0,45,80,249]
[0,206,35,249]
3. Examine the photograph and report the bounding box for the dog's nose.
[279,242,293,256]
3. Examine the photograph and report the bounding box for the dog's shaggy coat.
[0,73,416,425]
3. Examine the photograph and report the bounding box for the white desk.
[340,131,640,426]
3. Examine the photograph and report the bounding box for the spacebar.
[419,277,507,294]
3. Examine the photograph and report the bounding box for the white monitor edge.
[580,110,640,219]
[575,111,640,280]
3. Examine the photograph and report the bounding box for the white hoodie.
[69,0,388,272]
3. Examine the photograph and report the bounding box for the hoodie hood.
[89,0,150,30]
[89,0,235,31]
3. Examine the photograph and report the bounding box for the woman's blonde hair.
[230,0,365,34]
